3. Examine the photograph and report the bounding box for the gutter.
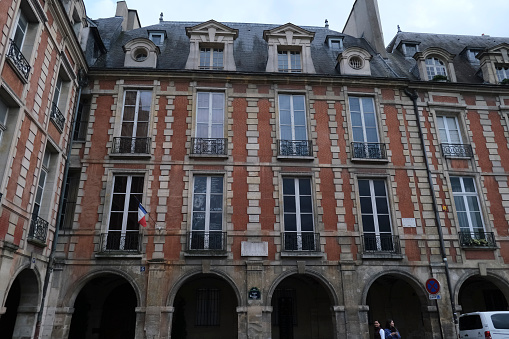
[403,88,458,336]
[34,69,88,339]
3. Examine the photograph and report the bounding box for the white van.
[459,312,509,339]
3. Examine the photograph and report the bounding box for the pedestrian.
[384,319,401,339]
[374,320,385,339]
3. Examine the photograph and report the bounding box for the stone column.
[143,260,167,338]
[341,263,368,338]
[332,306,346,339]
[135,307,146,339]
[12,306,38,339]
[49,307,74,339]
[244,260,270,339]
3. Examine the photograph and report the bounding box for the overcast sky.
[83,0,508,45]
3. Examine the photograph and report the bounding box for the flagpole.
[133,195,161,229]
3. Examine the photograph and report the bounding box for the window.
[106,175,144,251]
[349,56,363,69]
[278,94,311,157]
[49,77,65,131]
[58,170,80,230]
[349,97,386,159]
[282,177,316,251]
[133,48,148,62]
[359,179,395,252]
[199,48,223,70]
[29,149,52,244]
[0,98,8,144]
[192,92,226,155]
[115,90,151,154]
[12,11,28,51]
[329,39,343,50]
[191,176,224,250]
[278,50,302,73]
[7,9,32,81]
[149,32,164,45]
[196,288,220,326]
[497,66,509,82]
[437,115,472,158]
[451,177,484,235]
[466,49,481,64]
[33,150,51,219]
[73,97,90,141]
[403,43,418,56]
[426,57,447,79]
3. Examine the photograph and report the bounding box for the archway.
[0,269,40,339]
[68,274,137,339]
[270,274,334,339]
[171,273,238,339]
[366,274,429,339]
[459,275,509,313]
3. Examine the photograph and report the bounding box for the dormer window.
[403,44,418,57]
[425,57,447,79]
[467,49,482,64]
[414,48,456,82]
[200,47,223,70]
[336,47,372,76]
[348,56,363,70]
[497,66,509,82]
[134,48,148,62]
[123,38,160,68]
[278,49,301,73]
[148,31,165,46]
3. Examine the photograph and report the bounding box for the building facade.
[2,0,509,338]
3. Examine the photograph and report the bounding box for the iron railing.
[441,143,473,158]
[28,216,49,243]
[191,138,227,155]
[7,39,31,81]
[283,232,320,251]
[186,231,227,251]
[278,68,302,73]
[351,142,387,160]
[112,137,151,154]
[99,232,141,252]
[50,102,66,131]
[199,66,224,70]
[278,140,312,157]
[459,231,496,248]
[362,234,401,253]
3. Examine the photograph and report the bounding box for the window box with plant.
[432,74,449,82]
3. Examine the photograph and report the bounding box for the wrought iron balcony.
[278,139,312,157]
[7,39,31,81]
[441,143,473,158]
[278,68,302,73]
[283,232,320,251]
[459,231,496,248]
[362,234,401,254]
[351,142,387,160]
[191,138,227,156]
[99,232,141,252]
[112,137,151,154]
[186,231,227,251]
[28,216,49,244]
[50,102,66,131]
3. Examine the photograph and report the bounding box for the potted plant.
[466,238,489,247]
[501,78,509,85]
[432,74,449,82]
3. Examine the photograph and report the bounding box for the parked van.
[459,312,509,338]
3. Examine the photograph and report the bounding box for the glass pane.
[129,195,141,210]
[283,178,295,195]
[192,212,205,230]
[126,212,139,230]
[457,211,469,228]
[279,95,291,111]
[194,177,207,193]
[463,177,476,192]
[135,122,148,137]
[196,124,208,138]
[211,124,223,138]
[299,178,311,195]
[366,127,378,142]
[364,113,376,127]
[124,91,137,105]
[121,123,134,137]
[358,180,370,196]
[0,99,8,125]
[280,109,291,125]
[193,194,206,211]
[360,197,373,213]
[373,180,386,196]
[353,128,364,142]
[114,176,127,192]
[439,129,447,143]
[131,177,144,193]
[378,215,391,232]
[361,98,375,113]
[349,97,360,112]
[123,106,136,121]
[470,212,483,229]
[375,197,388,214]
[139,91,152,110]
[210,177,223,193]
[280,126,292,140]
[111,195,126,211]
[197,92,209,108]
[108,212,123,230]
[294,126,307,140]
[454,196,466,211]
[362,215,374,232]
[449,130,461,144]
[351,112,362,127]
[284,214,296,231]
[294,110,306,126]
[299,196,312,213]
[210,195,222,211]
[467,196,480,211]
[211,109,223,123]
[450,177,461,192]
[209,213,222,230]
[293,96,305,110]
[284,196,296,213]
[212,93,224,109]
[300,214,313,231]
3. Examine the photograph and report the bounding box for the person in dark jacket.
[384,319,401,339]
[374,320,385,339]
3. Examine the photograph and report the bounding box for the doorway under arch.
[459,275,509,313]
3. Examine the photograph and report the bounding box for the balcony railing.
[459,231,496,248]
[186,231,227,251]
[441,143,473,158]
[50,102,66,131]
[278,68,302,73]
[199,66,224,70]
[28,216,49,244]
[191,138,227,156]
[351,142,387,160]
[112,137,151,154]
[7,39,31,81]
[278,140,312,157]
[362,234,401,254]
[283,232,320,251]
[99,232,141,252]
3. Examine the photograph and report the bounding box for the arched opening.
[0,269,40,338]
[270,274,334,339]
[68,274,137,339]
[171,274,238,339]
[459,275,509,313]
[366,274,429,338]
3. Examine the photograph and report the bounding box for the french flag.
[138,203,148,227]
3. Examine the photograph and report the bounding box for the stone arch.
[267,268,340,306]
[166,268,242,307]
[62,268,143,308]
[456,271,509,313]
[2,263,42,308]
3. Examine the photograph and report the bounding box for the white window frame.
[451,176,485,235]
[199,47,224,70]
[282,177,314,251]
[437,115,463,144]
[497,66,509,82]
[120,89,152,153]
[53,77,63,107]
[426,57,448,79]
[328,39,343,50]
[33,150,51,217]
[195,92,225,139]
[149,32,164,45]
[191,175,224,250]
[0,98,8,144]
[278,50,302,73]
[278,94,307,141]
[12,11,28,50]
[349,96,379,143]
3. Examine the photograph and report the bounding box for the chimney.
[343,0,387,58]
[115,1,141,31]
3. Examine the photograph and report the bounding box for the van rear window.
[459,315,482,330]
[492,314,509,329]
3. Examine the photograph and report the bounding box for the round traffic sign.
[426,278,440,295]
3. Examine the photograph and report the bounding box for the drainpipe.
[403,88,458,332]
[34,69,88,338]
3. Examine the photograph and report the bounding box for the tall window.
[107,175,144,251]
[426,57,447,79]
[278,50,301,73]
[497,66,509,82]
[278,94,310,156]
[73,97,90,141]
[200,48,223,70]
[282,177,315,251]
[33,150,51,218]
[349,97,384,159]
[118,90,151,153]
[437,116,461,144]
[451,177,484,235]
[193,92,225,155]
[191,176,224,250]
[0,98,8,144]
[359,179,393,252]
[12,11,28,50]
[196,288,220,326]
[29,149,52,243]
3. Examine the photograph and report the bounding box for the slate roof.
[386,31,509,83]
[89,18,399,78]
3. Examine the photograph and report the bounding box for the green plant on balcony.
[466,238,489,247]
[501,78,509,85]
[432,74,449,82]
